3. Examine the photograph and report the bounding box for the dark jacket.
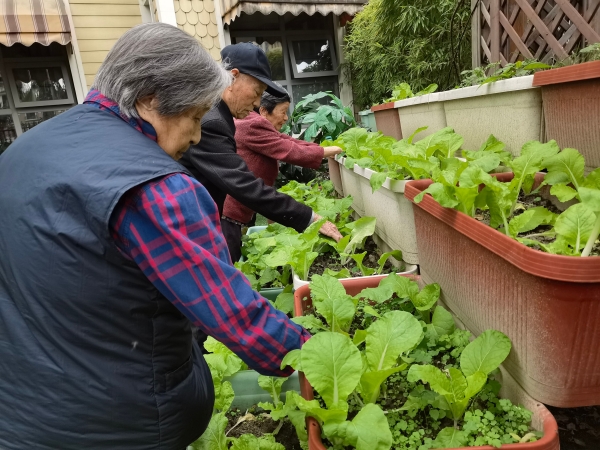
[224,111,324,224]
[0,105,213,449]
[179,100,313,231]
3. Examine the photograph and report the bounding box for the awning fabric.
[0,0,71,47]
[221,0,365,24]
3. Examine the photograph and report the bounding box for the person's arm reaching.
[185,118,313,232]
[109,173,310,376]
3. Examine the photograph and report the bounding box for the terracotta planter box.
[533,60,600,173]
[395,92,447,140]
[358,109,377,131]
[337,156,365,216]
[356,167,420,264]
[326,157,343,196]
[293,277,559,450]
[405,174,600,407]
[371,102,402,140]
[442,76,542,158]
[291,264,418,290]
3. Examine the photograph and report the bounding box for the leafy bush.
[344,0,471,109]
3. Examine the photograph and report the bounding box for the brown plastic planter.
[371,102,402,140]
[293,276,559,450]
[533,60,600,173]
[405,173,600,407]
[327,157,343,196]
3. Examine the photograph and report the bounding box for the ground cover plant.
[283,274,541,449]
[323,127,510,193]
[414,141,600,256]
[379,82,438,105]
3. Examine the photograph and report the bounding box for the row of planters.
[325,122,600,408]
[361,60,600,173]
[190,273,559,450]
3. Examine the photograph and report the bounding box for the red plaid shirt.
[85,91,309,376]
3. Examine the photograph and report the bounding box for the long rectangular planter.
[405,174,600,407]
[327,157,343,196]
[532,60,600,173]
[336,156,365,217]
[371,102,402,140]
[394,92,447,140]
[227,370,300,411]
[356,167,420,264]
[293,277,559,450]
[442,76,542,157]
[358,109,377,131]
[291,264,418,290]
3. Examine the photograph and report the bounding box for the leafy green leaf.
[340,403,393,450]
[429,306,455,338]
[508,207,556,238]
[229,434,285,450]
[579,186,600,212]
[544,148,585,190]
[460,329,512,377]
[280,348,302,371]
[550,184,579,202]
[258,375,288,406]
[554,203,596,253]
[369,171,388,192]
[213,380,235,413]
[411,283,440,311]
[309,275,356,332]
[190,413,228,450]
[432,427,468,449]
[301,332,362,408]
[366,311,423,371]
[359,366,406,404]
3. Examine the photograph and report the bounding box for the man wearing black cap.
[180,42,342,262]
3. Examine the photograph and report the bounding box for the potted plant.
[532,58,600,173]
[289,275,559,450]
[404,141,600,407]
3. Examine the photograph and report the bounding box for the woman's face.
[261,101,290,131]
[136,96,208,160]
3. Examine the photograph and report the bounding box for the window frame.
[286,34,338,79]
[4,57,75,108]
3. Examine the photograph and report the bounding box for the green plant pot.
[226,370,300,410]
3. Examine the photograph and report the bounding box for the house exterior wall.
[174,0,221,60]
[69,0,143,89]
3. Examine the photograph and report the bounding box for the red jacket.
[223,111,324,224]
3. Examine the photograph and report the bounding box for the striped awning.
[0,0,71,47]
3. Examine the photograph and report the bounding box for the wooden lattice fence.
[472,0,600,67]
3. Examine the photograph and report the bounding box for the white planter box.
[441,76,542,157]
[356,168,419,264]
[394,93,447,140]
[292,264,418,290]
[337,156,365,217]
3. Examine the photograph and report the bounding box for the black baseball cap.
[221,43,288,97]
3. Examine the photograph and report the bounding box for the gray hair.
[93,23,232,118]
[260,85,291,114]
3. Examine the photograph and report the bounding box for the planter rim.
[291,265,419,290]
[393,92,443,109]
[358,109,374,116]
[370,101,396,112]
[532,60,600,87]
[359,167,408,193]
[441,75,536,102]
[404,177,600,282]
[293,279,560,450]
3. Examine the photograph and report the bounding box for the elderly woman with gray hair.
[222,89,343,259]
[0,23,310,449]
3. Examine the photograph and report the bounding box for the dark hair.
[259,90,291,114]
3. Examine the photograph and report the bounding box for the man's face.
[225,70,267,119]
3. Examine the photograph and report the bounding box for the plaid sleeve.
[109,173,310,377]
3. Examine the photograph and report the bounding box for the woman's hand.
[323,146,343,159]
[313,213,343,242]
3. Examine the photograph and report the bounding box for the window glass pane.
[0,75,9,110]
[0,115,17,155]
[233,38,285,80]
[12,67,68,102]
[290,39,333,75]
[18,109,68,133]
[290,81,337,105]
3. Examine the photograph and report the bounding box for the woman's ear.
[136,95,158,112]
[259,106,268,117]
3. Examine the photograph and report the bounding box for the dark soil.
[474,193,600,256]
[309,236,403,277]
[226,407,302,450]
[547,405,600,449]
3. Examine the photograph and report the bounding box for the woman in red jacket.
[222,89,342,260]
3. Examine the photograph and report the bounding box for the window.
[288,37,337,78]
[230,13,340,110]
[0,43,76,155]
